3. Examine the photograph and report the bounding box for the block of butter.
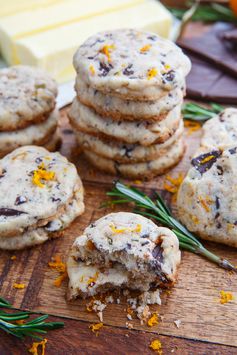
[0,0,172,83]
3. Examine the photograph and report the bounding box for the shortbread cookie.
[0,110,59,158]
[84,138,185,179]
[75,77,184,121]
[70,212,181,288]
[201,108,237,150]
[69,98,181,146]
[0,65,57,131]
[73,29,191,100]
[177,146,237,247]
[0,146,84,248]
[75,120,183,163]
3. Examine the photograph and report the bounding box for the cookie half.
[75,77,184,121]
[75,120,183,163]
[0,146,84,249]
[73,29,191,100]
[0,65,57,131]
[69,98,182,146]
[84,138,185,179]
[68,212,181,298]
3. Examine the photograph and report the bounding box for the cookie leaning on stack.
[67,212,181,299]
[0,65,59,158]
[0,146,85,250]
[69,29,191,179]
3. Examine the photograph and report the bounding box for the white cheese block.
[0,0,172,83]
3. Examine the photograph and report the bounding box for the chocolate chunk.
[122,64,134,76]
[0,169,6,178]
[35,157,43,164]
[162,70,175,83]
[178,23,237,78]
[99,62,113,77]
[184,52,237,104]
[216,165,224,175]
[152,245,163,263]
[0,208,27,217]
[15,196,27,206]
[229,147,237,155]
[121,145,134,158]
[51,197,61,203]
[215,196,220,210]
[62,128,73,135]
[191,150,221,174]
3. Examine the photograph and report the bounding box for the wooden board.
[1,107,237,355]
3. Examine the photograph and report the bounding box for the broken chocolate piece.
[15,196,27,206]
[191,150,221,174]
[152,245,164,263]
[0,208,27,217]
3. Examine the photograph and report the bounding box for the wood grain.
[0,111,237,352]
[1,314,236,355]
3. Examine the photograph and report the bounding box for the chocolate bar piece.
[185,52,237,104]
[178,22,237,78]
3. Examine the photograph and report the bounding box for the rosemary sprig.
[182,102,224,122]
[169,2,237,23]
[0,297,64,340]
[107,181,237,273]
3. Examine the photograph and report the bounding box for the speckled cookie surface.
[201,108,237,150]
[69,98,181,146]
[75,120,183,163]
[0,109,58,157]
[0,146,84,240]
[75,77,184,121]
[0,65,57,131]
[70,212,181,288]
[73,29,191,100]
[177,146,237,247]
[84,138,185,179]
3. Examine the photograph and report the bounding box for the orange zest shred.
[87,271,99,286]
[32,162,55,188]
[149,339,162,354]
[184,120,201,135]
[127,306,134,316]
[110,223,142,234]
[89,64,95,76]
[164,64,171,71]
[147,68,158,80]
[133,180,142,185]
[220,290,234,304]
[140,44,152,53]
[198,197,211,212]
[99,44,115,62]
[28,338,47,355]
[164,173,184,194]
[89,322,103,335]
[13,283,25,289]
[147,313,159,327]
[11,255,17,260]
[48,255,67,287]
[15,319,25,325]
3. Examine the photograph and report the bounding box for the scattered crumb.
[28,338,47,355]
[126,322,133,329]
[13,283,25,289]
[116,298,120,304]
[147,313,159,327]
[149,339,162,354]
[127,314,133,321]
[219,290,234,304]
[89,322,103,336]
[105,295,114,304]
[10,255,17,260]
[174,319,181,328]
[92,300,107,322]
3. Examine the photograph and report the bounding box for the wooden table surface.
[1,23,237,355]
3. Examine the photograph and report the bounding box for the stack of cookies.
[69,29,191,179]
[0,65,59,158]
[67,212,180,299]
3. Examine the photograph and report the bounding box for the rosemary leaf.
[182,102,224,122]
[107,181,237,273]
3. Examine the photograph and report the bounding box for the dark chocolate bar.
[178,22,237,78]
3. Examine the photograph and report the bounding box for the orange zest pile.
[147,313,159,327]
[149,339,162,354]
[184,120,202,135]
[147,68,158,80]
[220,290,234,304]
[164,173,184,194]
[48,255,67,287]
[13,283,25,289]
[89,322,103,336]
[32,162,55,188]
[28,338,47,355]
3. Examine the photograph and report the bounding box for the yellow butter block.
[1,0,172,83]
[0,0,64,17]
[0,0,144,64]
